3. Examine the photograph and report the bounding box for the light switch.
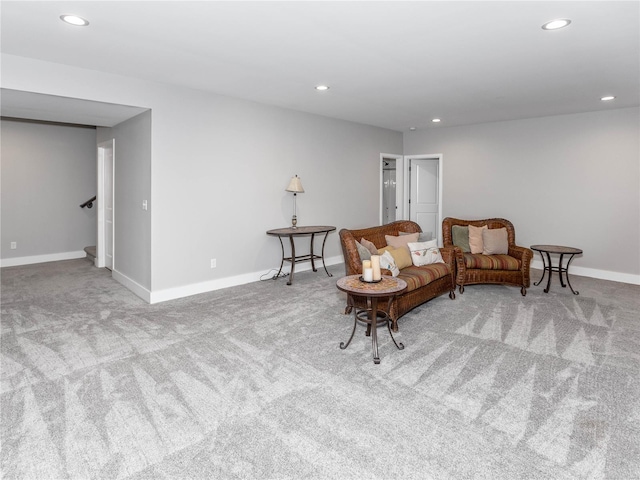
[142,200,148,211]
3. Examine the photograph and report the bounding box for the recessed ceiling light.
[542,19,571,30]
[315,85,329,91]
[60,14,89,26]
[432,118,441,123]
[600,96,616,101]
[409,127,416,131]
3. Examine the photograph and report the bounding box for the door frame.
[404,153,443,245]
[96,139,115,269]
[379,153,404,224]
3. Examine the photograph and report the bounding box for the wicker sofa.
[339,220,456,331]
[442,217,533,296]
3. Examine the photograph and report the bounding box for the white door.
[409,157,441,243]
[97,140,114,270]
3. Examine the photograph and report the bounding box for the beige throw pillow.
[468,225,488,254]
[379,246,412,270]
[482,227,509,255]
[385,232,419,254]
[360,238,378,255]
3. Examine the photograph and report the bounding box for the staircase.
[84,246,96,262]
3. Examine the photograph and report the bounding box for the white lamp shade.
[285,175,305,193]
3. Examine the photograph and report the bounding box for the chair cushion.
[398,264,450,292]
[464,253,521,271]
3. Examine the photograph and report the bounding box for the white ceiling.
[1,1,638,131]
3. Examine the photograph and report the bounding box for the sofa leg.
[391,319,399,332]
[521,286,527,296]
[345,305,353,314]
[449,290,456,300]
[459,285,465,294]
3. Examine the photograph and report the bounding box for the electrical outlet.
[210,258,217,268]
[10,242,17,250]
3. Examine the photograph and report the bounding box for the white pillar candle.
[371,255,381,281]
[362,260,371,272]
[363,268,374,282]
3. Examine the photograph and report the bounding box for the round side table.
[531,244,583,295]
[336,275,407,364]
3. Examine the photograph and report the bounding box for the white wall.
[150,88,400,294]
[1,119,97,265]
[97,111,152,290]
[1,54,402,300]
[404,107,640,283]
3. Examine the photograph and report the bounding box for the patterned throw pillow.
[407,240,445,266]
[379,250,400,277]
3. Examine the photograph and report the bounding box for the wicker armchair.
[339,220,456,331]
[442,217,533,296]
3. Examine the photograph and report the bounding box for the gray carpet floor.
[1,259,639,479]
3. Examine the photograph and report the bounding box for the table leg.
[320,231,333,278]
[274,236,285,280]
[558,253,567,287]
[365,297,372,337]
[340,295,358,350]
[371,297,380,364]
[310,233,317,272]
[564,254,580,295]
[544,251,553,293]
[385,295,404,351]
[534,251,547,286]
[287,235,296,285]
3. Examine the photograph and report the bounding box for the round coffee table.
[336,275,407,364]
[531,244,583,295]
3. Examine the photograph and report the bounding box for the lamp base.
[291,215,298,229]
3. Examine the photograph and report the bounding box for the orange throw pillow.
[468,225,488,254]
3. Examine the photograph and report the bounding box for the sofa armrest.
[508,245,533,263]
[440,246,457,290]
[439,246,456,267]
[339,229,363,276]
[509,245,533,288]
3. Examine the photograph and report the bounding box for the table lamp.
[285,175,304,228]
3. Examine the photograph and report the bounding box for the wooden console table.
[267,226,336,285]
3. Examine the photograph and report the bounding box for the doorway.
[405,154,443,244]
[382,159,397,224]
[97,139,114,270]
[380,154,404,225]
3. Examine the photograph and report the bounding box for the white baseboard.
[149,255,344,304]
[112,269,152,303]
[530,259,640,285]
[0,250,87,268]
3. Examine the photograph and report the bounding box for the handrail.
[80,196,96,209]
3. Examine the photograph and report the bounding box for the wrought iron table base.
[267,226,336,285]
[340,295,404,364]
[534,250,580,295]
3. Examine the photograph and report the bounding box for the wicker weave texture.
[339,220,455,331]
[442,217,533,293]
